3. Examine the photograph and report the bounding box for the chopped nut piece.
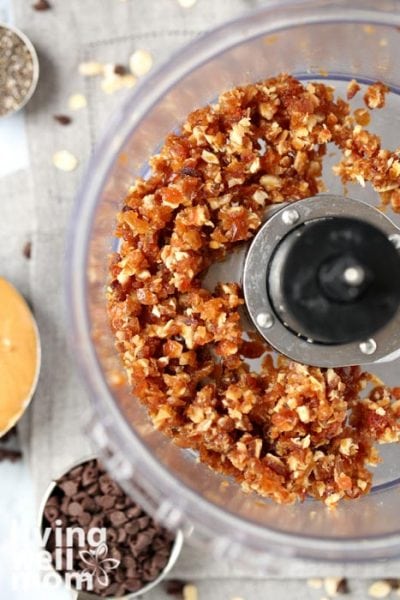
[129,49,153,77]
[347,79,360,100]
[178,0,197,6]
[324,577,345,597]
[78,61,104,76]
[68,93,87,111]
[183,584,198,600]
[296,405,311,423]
[52,150,78,172]
[201,150,219,164]
[364,82,390,109]
[368,581,392,599]
[101,72,136,94]
[307,578,323,589]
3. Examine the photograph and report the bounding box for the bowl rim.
[66,0,400,563]
[0,22,40,119]
[37,455,184,599]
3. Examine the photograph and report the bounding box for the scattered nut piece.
[354,108,371,126]
[183,584,198,600]
[78,61,104,77]
[364,82,390,109]
[129,49,153,77]
[346,79,360,100]
[363,24,376,34]
[68,93,87,111]
[368,581,392,599]
[52,150,78,172]
[178,0,197,6]
[101,72,136,94]
[307,578,323,589]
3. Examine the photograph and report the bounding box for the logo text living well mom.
[10,520,120,592]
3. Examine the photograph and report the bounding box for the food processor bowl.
[67,0,400,565]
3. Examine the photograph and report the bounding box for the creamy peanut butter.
[0,277,40,435]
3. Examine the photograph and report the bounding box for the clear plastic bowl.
[67,0,400,565]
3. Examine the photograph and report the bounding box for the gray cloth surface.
[3,0,400,594]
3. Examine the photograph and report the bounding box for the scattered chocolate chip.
[165,579,187,596]
[0,447,22,462]
[385,579,400,590]
[32,0,51,10]
[53,114,72,126]
[6,427,18,440]
[114,64,127,76]
[337,578,350,594]
[23,241,32,259]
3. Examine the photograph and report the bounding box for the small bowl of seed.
[38,457,184,599]
[0,23,39,118]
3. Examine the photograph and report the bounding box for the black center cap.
[273,217,400,344]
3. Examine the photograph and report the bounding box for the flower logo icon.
[79,543,120,587]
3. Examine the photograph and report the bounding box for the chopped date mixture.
[108,73,400,507]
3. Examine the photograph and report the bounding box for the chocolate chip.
[138,516,150,530]
[53,114,72,125]
[337,578,350,594]
[96,494,115,510]
[165,579,188,596]
[81,496,97,513]
[82,463,97,487]
[126,578,142,592]
[77,511,91,526]
[85,482,100,496]
[44,505,59,522]
[0,448,22,462]
[69,465,84,479]
[23,241,32,259]
[33,0,51,9]
[58,480,78,497]
[114,64,127,76]
[125,521,140,536]
[60,496,71,515]
[99,473,120,496]
[68,501,83,517]
[109,510,127,527]
[126,505,142,519]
